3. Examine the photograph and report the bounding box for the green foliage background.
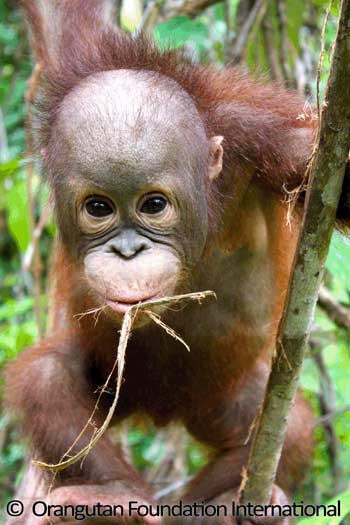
[0,0,349,523]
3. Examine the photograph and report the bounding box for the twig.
[314,404,350,427]
[33,291,215,472]
[33,307,137,472]
[113,0,122,27]
[317,284,350,329]
[137,0,160,33]
[155,478,190,500]
[235,0,255,31]
[230,0,269,65]
[262,8,284,82]
[276,0,290,83]
[239,0,350,505]
[223,0,235,64]
[312,348,343,493]
[146,311,191,352]
[164,0,221,18]
[23,199,51,272]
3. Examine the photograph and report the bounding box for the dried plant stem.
[33,291,215,473]
[146,311,191,352]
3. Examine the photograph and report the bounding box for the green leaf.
[297,490,350,525]
[0,158,21,181]
[7,179,31,252]
[0,297,34,322]
[286,0,304,53]
[0,24,18,46]
[154,16,208,50]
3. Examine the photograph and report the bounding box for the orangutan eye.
[85,197,114,218]
[140,195,168,215]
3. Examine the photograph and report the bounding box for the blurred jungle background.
[0,0,349,523]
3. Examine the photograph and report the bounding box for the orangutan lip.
[106,295,158,315]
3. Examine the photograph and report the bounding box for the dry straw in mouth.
[33,290,216,473]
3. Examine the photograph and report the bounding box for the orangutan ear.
[208,136,224,182]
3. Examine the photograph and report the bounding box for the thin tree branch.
[276,0,290,83]
[113,0,122,27]
[312,347,343,493]
[163,0,221,18]
[230,0,269,65]
[23,199,51,272]
[261,7,284,82]
[223,0,235,64]
[239,0,350,505]
[314,404,350,427]
[138,0,161,33]
[318,284,350,329]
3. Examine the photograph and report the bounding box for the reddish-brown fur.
[26,2,316,188]
[5,2,350,525]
